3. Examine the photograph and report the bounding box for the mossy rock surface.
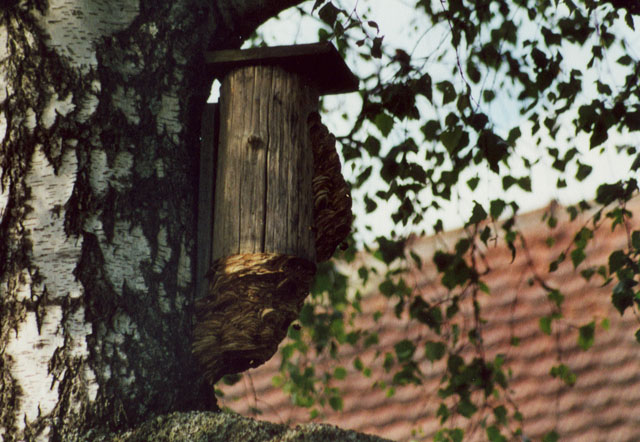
[64,411,391,442]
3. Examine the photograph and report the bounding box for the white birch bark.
[0,0,303,440]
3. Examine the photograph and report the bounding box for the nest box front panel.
[212,65,318,263]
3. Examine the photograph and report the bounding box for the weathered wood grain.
[212,65,318,263]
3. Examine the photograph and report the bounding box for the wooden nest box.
[194,42,358,385]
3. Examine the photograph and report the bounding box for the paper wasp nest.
[193,253,316,385]
[193,113,352,385]
[308,111,353,261]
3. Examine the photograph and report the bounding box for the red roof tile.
[219,199,640,441]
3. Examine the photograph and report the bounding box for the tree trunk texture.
[0,1,303,440]
[212,65,318,263]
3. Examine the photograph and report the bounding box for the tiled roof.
[218,199,640,441]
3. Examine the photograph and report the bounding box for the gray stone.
[64,410,392,442]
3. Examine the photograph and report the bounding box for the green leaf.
[457,397,478,418]
[317,27,331,42]
[518,176,532,192]
[281,343,295,361]
[483,89,496,102]
[467,61,481,83]
[363,332,378,348]
[635,329,640,343]
[376,237,405,263]
[543,430,559,442]
[318,3,340,25]
[549,253,565,272]
[437,80,456,105]
[502,176,516,190]
[383,352,394,372]
[490,199,506,219]
[514,410,523,422]
[570,248,586,268]
[575,163,593,181]
[436,403,450,423]
[539,316,552,335]
[609,250,628,274]
[363,194,377,213]
[548,289,564,308]
[433,251,454,272]
[467,176,480,190]
[625,10,635,30]
[373,112,394,137]
[312,0,328,11]
[450,429,464,442]
[487,426,507,442]
[470,113,489,131]
[272,374,285,388]
[478,130,508,173]
[507,127,521,145]
[612,279,635,315]
[590,119,609,148]
[617,55,633,66]
[329,395,343,411]
[410,250,423,269]
[578,321,595,350]
[531,47,548,68]
[382,84,417,119]
[392,362,421,385]
[425,341,446,362]
[371,36,383,58]
[363,136,381,157]
[632,231,640,251]
[597,81,612,95]
[446,299,460,319]
[434,428,464,442]
[455,238,470,255]
[480,226,491,244]
[333,366,347,380]
[416,73,433,101]
[467,202,487,225]
[493,405,507,426]
[422,120,440,140]
[394,339,416,363]
[596,182,626,205]
[550,363,576,386]
[440,126,463,152]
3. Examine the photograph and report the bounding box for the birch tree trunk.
[0,1,302,440]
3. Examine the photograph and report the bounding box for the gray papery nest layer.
[308,111,353,261]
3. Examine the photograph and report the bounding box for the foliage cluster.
[223,1,640,439]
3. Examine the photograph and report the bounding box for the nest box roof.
[204,42,359,95]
